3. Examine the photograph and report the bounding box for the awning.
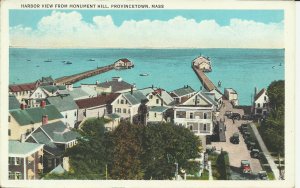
[27,155,34,162]
[38,163,43,170]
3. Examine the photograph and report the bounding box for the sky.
[9,10,284,49]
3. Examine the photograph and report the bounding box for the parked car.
[258,171,268,180]
[230,132,240,144]
[247,141,256,150]
[250,149,261,159]
[241,160,252,174]
[243,132,251,139]
[240,126,249,134]
[231,113,241,120]
[239,124,249,131]
[242,114,252,120]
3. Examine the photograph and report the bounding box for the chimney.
[254,87,257,98]
[42,115,48,125]
[21,134,26,143]
[152,85,154,89]
[20,103,25,110]
[130,86,133,95]
[40,100,46,108]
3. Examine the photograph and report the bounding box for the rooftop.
[9,94,20,110]
[98,79,133,93]
[123,90,148,105]
[225,88,237,94]
[9,105,63,126]
[9,82,38,92]
[9,140,43,156]
[139,87,174,105]
[41,85,66,93]
[255,88,266,101]
[149,106,169,113]
[171,86,195,97]
[76,93,120,109]
[46,95,78,112]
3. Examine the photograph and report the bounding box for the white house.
[9,82,39,103]
[111,90,148,123]
[46,95,78,128]
[75,93,120,123]
[139,87,174,107]
[114,58,134,69]
[147,106,171,123]
[253,88,269,116]
[224,88,238,106]
[192,56,212,72]
[173,91,215,147]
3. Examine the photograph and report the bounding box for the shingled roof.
[46,95,78,112]
[9,105,63,126]
[75,93,120,109]
[171,86,195,97]
[98,80,133,93]
[9,140,43,157]
[9,82,38,92]
[123,90,148,105]
[9,94,20,110]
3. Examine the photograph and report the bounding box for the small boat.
[27,59,31,61]
[88,59,95,61]
[36,65,40,67]
[218,81,222,87]
[44,59,52,62]
[139,73,149,76]
[66,61,72,64]
[279,63,282,66]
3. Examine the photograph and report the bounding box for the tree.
[267,80,285,110]
[141,123,201,180]
[109,122,144,179]
[64,118,109,179]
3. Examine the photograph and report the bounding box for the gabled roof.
[32,121,81,144]
[118,58,131,63]
[9,140,43,157]
[9,94,20,110]
[9,105,63,126]
[40,76,54,84]
[63,88,90,100]
[41,85,66,93]
[75,93,120,109]
[123,90,148,105]
[180,91,214,107]
[46,95,78,112]
[149,106,169,113]
[255,88,267,101]
[9,82,38,92]
[201,92,218,106]
[98,80,133,93]
[139,87,174,105]
[171,86,195,97]
[80,87,97,97]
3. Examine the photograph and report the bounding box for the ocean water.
[9,48,284,105]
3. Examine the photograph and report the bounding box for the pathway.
[250,123,280,180]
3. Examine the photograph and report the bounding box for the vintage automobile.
[247,141,256,150]
[241,160,252,174]
[250,149,261,159]
[231,113,241,120]
[243,131,251,139]
[230,132,240,144]
[258,171,268,180]
[242,114,252,120]
[239,124,249,131]
[240,127,249,134]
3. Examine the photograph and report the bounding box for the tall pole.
[106,164,108,180]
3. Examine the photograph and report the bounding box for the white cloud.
[9,11,284,48]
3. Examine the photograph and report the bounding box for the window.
[15,172,22,180]
[123,108,127,113]
[257,103,260,108]
[190,113,194,119]
[176,111,186,118]
[203,113,207,119]
[8,116,11,122]
[65,114,68,118]
[263,103,267,108]
[156,99,160,104]
[203,124,207,131]
[121,100,124,104]
[48,159,52,168]
[126,100,128,104]
[114,108,117,113]
[128,109,131,114]
[9,171,14,180]
[15,157,21,165]
[8,129,11,136]
[189,125,193,131]
[264,96,267,101]
[154,113,157,118]
[117,99,119,104]
[149,95,153,99]
[9,157,15,165]
[74,111,77,116]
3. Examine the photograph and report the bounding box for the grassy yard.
[186,169,209,180]
[208,152,231,180]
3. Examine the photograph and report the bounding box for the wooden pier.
[55,64,115,85]
[192,65,220,92]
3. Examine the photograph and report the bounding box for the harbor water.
[9,48,284,105]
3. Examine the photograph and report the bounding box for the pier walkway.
[55,64,115,85]
[192,66,219,92]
